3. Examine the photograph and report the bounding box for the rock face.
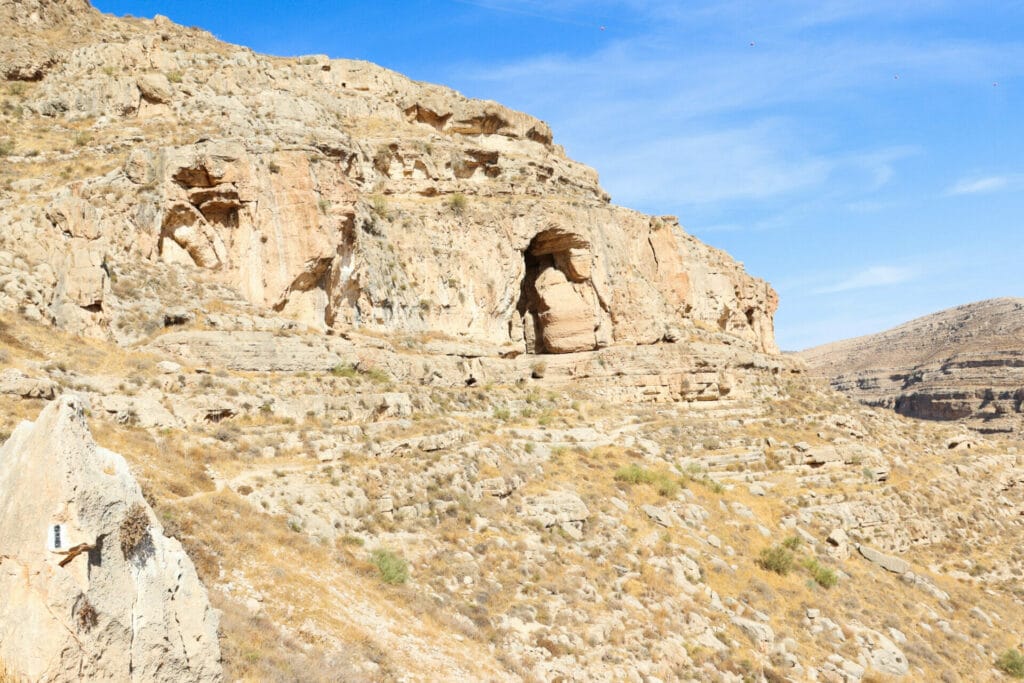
[800,298,1024,436]
[0,0,778,355]
[0,396,222,682]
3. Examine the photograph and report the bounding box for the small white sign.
[47,523,67,552]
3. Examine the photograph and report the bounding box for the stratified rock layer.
[0,0,778,356]
[800,298,1024,435]
[0,396,222,682]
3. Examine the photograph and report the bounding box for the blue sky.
[93,0,1024,350]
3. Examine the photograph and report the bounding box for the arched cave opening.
[514,229,596,354]
[515,239,552,354]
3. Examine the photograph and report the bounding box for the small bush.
[119,502,150,557]
[448,192,467,214]
[757,545,795,575]
[997,649,1024,678]
[803,558,838,588]
[370,194,389,219]
[656,477,680,498]
[166,70,183,83]
[615,465,681,498]
[363,367,390,384]
[781,535,802,550]
[330,363,359,379]
[76,598,98,632]
[0,139,13,157]
[530,361,547,379]
[615,464,656,485]
[370,549,408,585]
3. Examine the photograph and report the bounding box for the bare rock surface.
[3,3,1024,682]
[800,298,1024,436]
[0,0,777,356]
[0,395,221,682]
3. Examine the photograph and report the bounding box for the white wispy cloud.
[448,1,1023,215]
[814,265,918,294]
[947,174,1023,195]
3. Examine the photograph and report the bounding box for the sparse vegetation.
[370,548,408,585]
[448,192,467,214]
[997,649,1024,678]
[76,598,98,632]
[0,13,1021,681]
[614,464,681,498]
[119,502,150,557]
[757,544,796,575]
[370,194,389,219]
[166,70,183,83]
[803,558,839,588]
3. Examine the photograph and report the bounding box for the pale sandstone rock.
[801,298,1024,436]
[521,490,589,538]
[136,72,173,103]
[0,368,58,399]
[0,2,780,358]
[857,544,910,574]
[0,396,221,682]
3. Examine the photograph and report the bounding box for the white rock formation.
[0,395,222,682]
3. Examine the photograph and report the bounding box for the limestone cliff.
[0,0,778,356]
[0,396,222,681]
[800,298,1024,436]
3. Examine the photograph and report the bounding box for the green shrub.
[370,549,408,585]
[363,367,390,384]
[655,476,681,498]
[0,139,13,157]
[166,70,183,83]
[803,558,838,588]
[997,649,1024,678]
[615,464,656,485]
[756,544,795,575]
[448,192,467,214]
[330,363,359,378]
[781,535,802,550]
[614,465,681,498]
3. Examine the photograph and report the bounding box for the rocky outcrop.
[0,0,778,356]
[0,396,221,682]
[800,298,1024,435]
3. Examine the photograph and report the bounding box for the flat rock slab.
[857,544,910,574]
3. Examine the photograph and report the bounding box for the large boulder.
[0,396,222,682]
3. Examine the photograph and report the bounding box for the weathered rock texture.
[0,396,222,681]
[0,0,778,356]
[800,298,1024,435]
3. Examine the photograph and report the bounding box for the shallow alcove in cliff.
[516,228,601,354]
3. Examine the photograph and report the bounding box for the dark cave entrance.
[514,228,592,354]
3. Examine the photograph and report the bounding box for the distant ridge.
[800,298,1024,435]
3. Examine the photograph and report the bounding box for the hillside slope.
[800,298,1024,436]
[2,2,1023,682]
